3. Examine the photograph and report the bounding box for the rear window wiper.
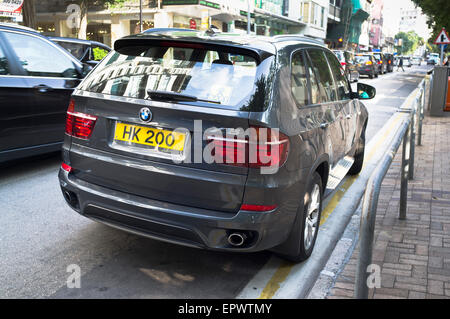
[147,90,221,104]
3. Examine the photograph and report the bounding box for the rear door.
[325,50,356,155]
[306,49,346,166]
[0,31,35,154]
[69,42,274,213]
[2,31,82,147]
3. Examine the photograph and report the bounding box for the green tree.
[412,0,450,43]
[395,31,420,55]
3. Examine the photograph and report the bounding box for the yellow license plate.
[114,122,186,152]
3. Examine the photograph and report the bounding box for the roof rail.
[272,34,324,45]
[0,23,38,33]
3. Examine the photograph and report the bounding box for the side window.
[0,45,10,75]
[3,32,78,78]
[325,51,351,101]
[57,42,87,60]
[291,50,309,106]
[307,49,336,102]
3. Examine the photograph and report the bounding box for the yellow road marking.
[258,90,418,299]
[258,261,294,299]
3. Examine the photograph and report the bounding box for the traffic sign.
[434,27,450,45]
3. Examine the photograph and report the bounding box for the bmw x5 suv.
[59,30,373,262]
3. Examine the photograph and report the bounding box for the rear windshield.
[373,53,382,60]
[355,55,370,63]
[79,44,261,108]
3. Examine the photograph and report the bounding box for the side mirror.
[355,83,376,100]
[81,63,93,77]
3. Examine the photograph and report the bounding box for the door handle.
[33,84,52,93]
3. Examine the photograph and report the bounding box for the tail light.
[61,163,73,173]
[388,60,392,64]
[208,126,290,169]
[240,204,277,212]
[377,61,382,65]
[65,99,97,140]
[365,61,373,65]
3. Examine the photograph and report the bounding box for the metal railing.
[354,78,426,299]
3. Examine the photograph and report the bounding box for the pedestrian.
[397,56,404,72]
[444,55,449,67]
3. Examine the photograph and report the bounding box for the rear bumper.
[357,68,373,75]
[58,169,297,252]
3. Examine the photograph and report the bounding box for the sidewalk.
[326,114,450,299]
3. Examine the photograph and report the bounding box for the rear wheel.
[348,129,366,175]
[279,172,323,262]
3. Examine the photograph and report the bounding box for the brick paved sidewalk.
[327,115,450,299]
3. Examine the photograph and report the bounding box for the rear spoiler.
[114,36,275,65]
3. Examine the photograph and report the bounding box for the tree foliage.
[411,0,450,42]
[395,31,421,55]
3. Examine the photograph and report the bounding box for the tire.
[348,128,366,175]
[369,73,373,79]
[278,172,323,263]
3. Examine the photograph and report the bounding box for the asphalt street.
[0,64,432,298]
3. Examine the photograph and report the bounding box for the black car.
[49,37,111,67]
[355,54,378,78]
[372,52,387,74]
[333,50,359,82]
[0,23,91,163]
[384,53,394,72]
[58,31,373,262]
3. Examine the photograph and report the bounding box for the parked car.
[0,23,91,163]
[355,54,379,78]
[412,56,422,65]
[333,50,359,82]
[384,53,394,72]
[49,37,111,67]
[58,31,373,262]
[427,53,440,65]
[372,52,387,74]
[403,56,412,67]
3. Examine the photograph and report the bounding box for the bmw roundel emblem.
[139,107,152,122]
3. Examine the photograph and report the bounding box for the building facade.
[325,0,371,51]
[34,0,319,46]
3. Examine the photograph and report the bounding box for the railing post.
[418,86,424,146]
[400,122,411,220]
[408,103,416,180]
[355,184,378,299]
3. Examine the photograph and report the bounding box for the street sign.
[434,27,450,44]
[0,0,24,18]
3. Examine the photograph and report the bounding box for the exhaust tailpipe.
[227,232,247,247]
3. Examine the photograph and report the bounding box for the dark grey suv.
[59,30,373,262]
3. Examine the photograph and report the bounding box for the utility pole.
[139,0,143,32]
[247,0,251,34]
